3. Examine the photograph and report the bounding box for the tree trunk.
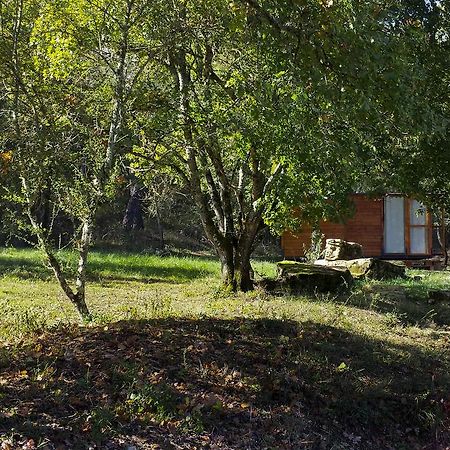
[156,209,165,250]
[172,48,270,292]
[71,292,91,322]
[218,236,255,292]
[236,256,254,292]
[123,183,144,230]
[219,242,236,291]
[74,219,92,321]
[45,246,91,322]
[219,251,254,292]
[441,210,448,267]
[436,209,448,267]
[21,177,92,321]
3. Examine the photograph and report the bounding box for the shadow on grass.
[0,252,217,284]
[342,281,450,328]
[0,256,50,280]
[87,258,216,283]
[0,318,448,449]
[279,279,450,328]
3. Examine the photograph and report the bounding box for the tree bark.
[74,218,92,319]
[218,245,254,292]
[441,209,448,267]
[218,218,261,292]
[21,177,92,321]
[39,231,91,322]
[234,220,261,291]
[219,240,236,290]
[123,183,145,230]
[45,224,92,322]
[236,255,254,292]
[170,42,278,292]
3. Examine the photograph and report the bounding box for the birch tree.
[0,0,154,319]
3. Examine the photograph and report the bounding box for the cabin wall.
[281,195,384,258]
[345,196,384,256]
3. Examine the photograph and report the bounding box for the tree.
[122,182,145,232]
[130,0,427,290]
[402,1,450,263]
[0,0,155,319]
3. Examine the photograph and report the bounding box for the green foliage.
[86,407,116,440]
[358,1,450,209]
[1,0,443,222]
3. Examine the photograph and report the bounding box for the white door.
[384,196,405,254]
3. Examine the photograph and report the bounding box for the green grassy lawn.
[0,248,276,337]
[0,248,449,449]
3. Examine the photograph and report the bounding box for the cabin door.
[384,196,405,254]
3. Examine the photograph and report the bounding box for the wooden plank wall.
[281,195,384,258]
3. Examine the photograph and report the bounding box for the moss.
[277,261,348,275]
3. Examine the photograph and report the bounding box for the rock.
[428,290,450,303]
[276,261,353,293]
[315,258,406,280]
[324,239,363,261]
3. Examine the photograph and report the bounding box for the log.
[315,258,406,280]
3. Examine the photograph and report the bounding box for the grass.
[0,247,449,449]
[0,248,276,336]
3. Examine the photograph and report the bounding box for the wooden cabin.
[281,194,443,261]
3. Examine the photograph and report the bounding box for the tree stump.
[315,258,406,280]
[275,261,353,293]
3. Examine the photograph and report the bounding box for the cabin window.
[409,199,427,255]
[384,196,429,255]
